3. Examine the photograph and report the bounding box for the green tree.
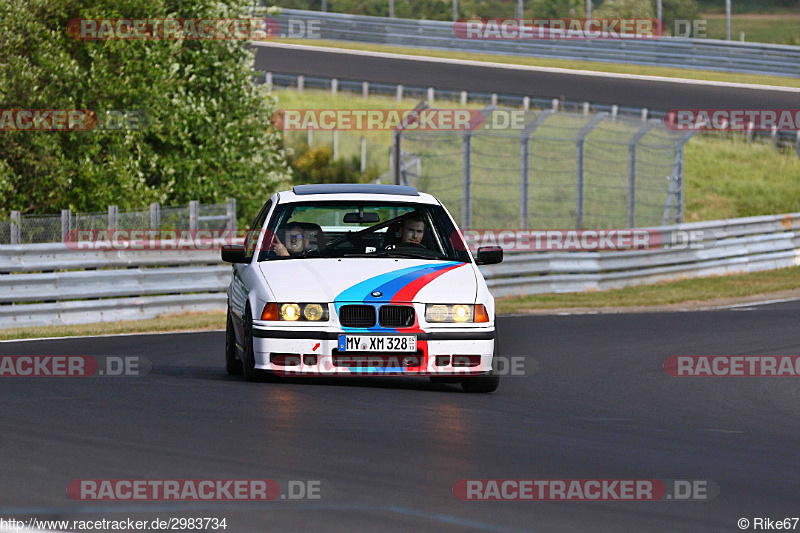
[594,0,655,17]
[660,0,700,36]
[0,0,291,220]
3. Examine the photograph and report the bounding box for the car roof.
[276,184,440,205]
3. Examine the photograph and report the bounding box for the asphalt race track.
[252,44,800,112]
[2,303,799,532]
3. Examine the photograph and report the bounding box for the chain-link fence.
[396,107,695,230]
[0,200,237,245]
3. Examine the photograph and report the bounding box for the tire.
[460,330,500,393]
[242,307,259,382]
[225,308,243,376]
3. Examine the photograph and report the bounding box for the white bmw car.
[221,184,503,393]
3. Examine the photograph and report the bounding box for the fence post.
[519,110,556,229]
[491,94,498,106]
[10,211,20,245]
[392,131,401,185]
[627,120,659,227]
[462,131,471,228]
[397,84,403,102]
[265,72,272,88]
[61,209,71,242]
[226,198,237,231]
[333,129,339,160]
[150,202,160,230]
[583,102,590,116]
[523,96,530,111]
[189,201,198,231]
[331,78,338,96]
[796,131,800,158]
[307,125,313,147]
[663,130,696,225]
[362,81,369,100]
[575,113,608,229]
[551,99,559,111]
[108,205,118,231]
[360,136,367,174]
[297,75,304,92]
[427,87,434,105]
[460,91,467,106]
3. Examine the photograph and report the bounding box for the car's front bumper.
[251,327,495,376]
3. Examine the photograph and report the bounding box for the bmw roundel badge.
[371,291,383,297]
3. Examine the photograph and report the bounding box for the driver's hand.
[273,238,289,257]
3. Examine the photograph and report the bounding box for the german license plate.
[338,335,417,352]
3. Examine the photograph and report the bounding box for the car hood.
[259,259,477,303]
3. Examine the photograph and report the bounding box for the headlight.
[303,303,324,321]
[280,303,301,321]
[262,303,329,321]
[425,304,489,323]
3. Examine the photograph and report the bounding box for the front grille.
[339,305,376,328]
[379,305,415,328]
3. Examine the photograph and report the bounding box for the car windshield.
[256,201,471,263]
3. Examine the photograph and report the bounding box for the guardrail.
[1,213,798,328]
[274,9,800,78]
[0,246,230,328]
[481,213,800,297]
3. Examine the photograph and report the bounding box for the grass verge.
[496,266,800,314]
[0,311,226,342]
[270,38,800,89]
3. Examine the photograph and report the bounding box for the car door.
[230,200,272,327]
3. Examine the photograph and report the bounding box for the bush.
[594,0,654,18]
[288,144,379,185]
[661,0,700,36]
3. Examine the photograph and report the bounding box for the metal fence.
[265,72,800,158]
[395,105,693,229]
[0,200,237,245]
[1,212,798,327]
[273,9,800,78]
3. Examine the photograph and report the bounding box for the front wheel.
[225,308,243,376]
[242,307,259,381]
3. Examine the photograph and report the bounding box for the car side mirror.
[476,246,503,265]
[221,244,248,263]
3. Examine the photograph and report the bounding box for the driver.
[399,212,426,247]
[274,222,307,257]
